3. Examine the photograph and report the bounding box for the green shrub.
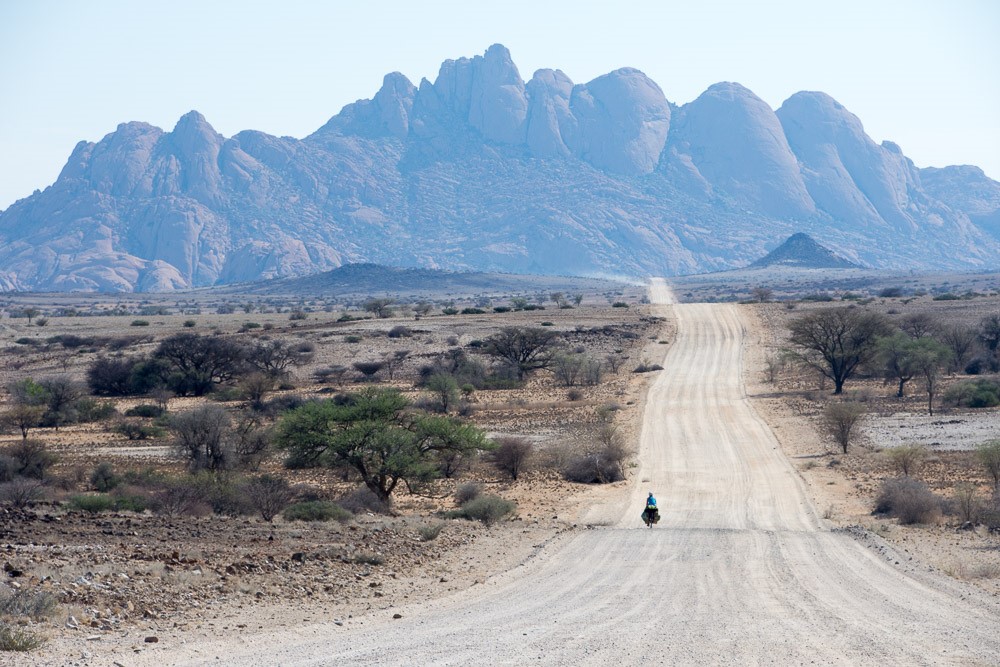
[209,386,244,402]
[130,319,150,327]
[75,398,118,423]
[453,494,516,525]
[942,379,1000,408]
[110,487,150,512]
[441,307,459,315]
[2,440,57,480]
[0,622,46,651]
[114,420,164,440]
[124,404,165,418]
[492,306,511,313]
[418,523,445,541]
[344,335,362,343]
[461,308,485,315]
[612,302,629,308]
[70,493,114,513]
[90,462,119,492]
[932,293,960,301]
[183,320,197,328]
[283,500,352,523]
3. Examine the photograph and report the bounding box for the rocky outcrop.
[748,232,862,269]
[563,68,671,175]
[665,83,814,218]
[1,44,998,292]
[920,165,1000,240]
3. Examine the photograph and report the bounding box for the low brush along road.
[129,279,1000,665]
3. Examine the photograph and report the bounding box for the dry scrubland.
[4,268,1000,661]
[714,270,1000,596]
[0,282,667,658]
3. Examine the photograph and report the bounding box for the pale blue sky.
[1,0,998,211]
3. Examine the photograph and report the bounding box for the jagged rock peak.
[430,43,528,144]
[664,81,814,217]
[749,232,862,269]
[562,67,671,175]
[525,68,574,157]
[172,110,221,137]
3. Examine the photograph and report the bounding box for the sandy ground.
[39,279,996,666]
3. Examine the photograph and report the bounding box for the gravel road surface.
[119,279,1000,666]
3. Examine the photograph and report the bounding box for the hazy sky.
[1,0,998,211]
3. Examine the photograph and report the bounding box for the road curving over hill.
[125,278,1000,666]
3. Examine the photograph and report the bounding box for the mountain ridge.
[1,43,998,292]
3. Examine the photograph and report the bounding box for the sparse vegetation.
[874,477,942,524]
[885,445,927,477]
[978,440,1000,489]
[943,379,1000,408]
[283,500,352,523]
[490,436,533,481]
[821,401,866,454]
[451,494,516,525]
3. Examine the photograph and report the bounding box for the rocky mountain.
[1,44,999,292]
[748,233,862,269]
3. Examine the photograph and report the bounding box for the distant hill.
[223,263,629,298]
[1,43,999,292]
[749,233,862,269]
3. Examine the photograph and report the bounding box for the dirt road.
[120,279,1000,665]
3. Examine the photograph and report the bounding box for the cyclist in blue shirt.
[642,491,659,526]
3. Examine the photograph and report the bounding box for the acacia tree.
[898,313,940,339]
[2,404,45,439]
[788,308,893,394]
[979,314,1000,355]
[245,339,314,379]
[413,302,433,320]
[939,323,978,373]
[274,388,489,502]
[485,327,559,380]
[878,332,922,397]
[154,333,246,396]
[909,338,949,415]
[363,298,395,319]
